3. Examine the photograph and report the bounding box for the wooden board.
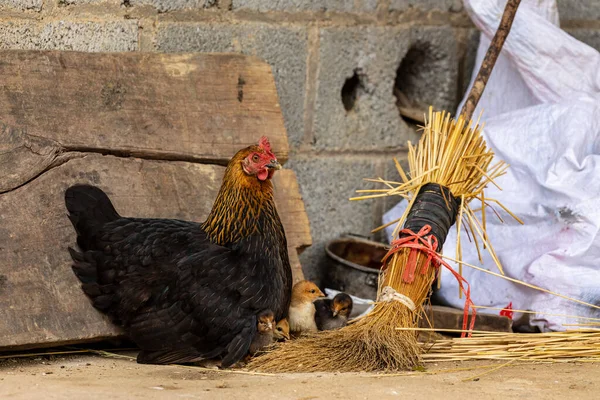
[0,154,311,350]
[0,51,289,193]
[419,306,513,333]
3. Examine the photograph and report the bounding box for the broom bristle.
[249,302,423,372]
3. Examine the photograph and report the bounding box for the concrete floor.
[0,352,598,399]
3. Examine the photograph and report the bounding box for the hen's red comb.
[258,136,271,151]
[258,136,275,157]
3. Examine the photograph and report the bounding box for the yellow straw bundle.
[423,329,600,363]
[353,107,520,277]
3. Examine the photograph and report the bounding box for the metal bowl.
[324,235,389,300]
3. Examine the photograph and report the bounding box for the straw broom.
[249,0,523,373]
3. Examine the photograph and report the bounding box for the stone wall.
[0,0,598,284]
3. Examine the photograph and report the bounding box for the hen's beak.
[283,332,290,340]
[266,160,282,170]
[267,322,273,330]
[332,310,339,317]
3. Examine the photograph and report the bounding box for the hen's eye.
[277,327,282,331]
[310,289,316,293]
[252,154,259,162]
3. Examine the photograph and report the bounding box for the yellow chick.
[288,280,325,335]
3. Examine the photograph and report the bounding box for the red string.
[500,302,514,320]
[382,225,476,338]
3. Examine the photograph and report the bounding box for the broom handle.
[459,0,522,120]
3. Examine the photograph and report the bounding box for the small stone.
[215,381,227,389]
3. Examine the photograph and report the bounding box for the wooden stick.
[460,0,522,120]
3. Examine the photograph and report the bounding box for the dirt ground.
[1,352,598,400]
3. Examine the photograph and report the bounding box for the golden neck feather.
[201,159,276,246]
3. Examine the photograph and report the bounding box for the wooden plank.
[270,169,312,283]
[0,154,310,350]
[419,306,513,333]
[0,51,289,192]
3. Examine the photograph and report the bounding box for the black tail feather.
[69,246,117,313]
[220,322,255,368]
[65,184,120,250]
[69,247,96,284]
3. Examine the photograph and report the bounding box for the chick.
[314,293,353,331]
[288,280,325,335]
[248,309,275,355]
[274,318,291,341]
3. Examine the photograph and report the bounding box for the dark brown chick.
[314,293,353,331]
[249,310,275,355]
[274,318,290,341]
[288,280,325,334]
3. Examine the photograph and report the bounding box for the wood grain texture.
[0,154,310,350]
[0,51,289,192]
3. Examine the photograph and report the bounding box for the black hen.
[65,137,292,368]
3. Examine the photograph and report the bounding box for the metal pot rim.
[325,235,389,274]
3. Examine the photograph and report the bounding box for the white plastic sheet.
[383,0,600,331]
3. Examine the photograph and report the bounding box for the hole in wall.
[341,70,361,112]
[393,44,432,126]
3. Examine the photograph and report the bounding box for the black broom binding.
[400,183,461,249]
